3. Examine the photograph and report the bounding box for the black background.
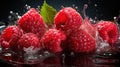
[0,0,120,66]
[0,0,120,22]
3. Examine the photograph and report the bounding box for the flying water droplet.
[61,5,64,9]
[94,4,97,7]
[10,11,13,14]
[8,11,21,25]
[36,5,41,13]
[72,4,79,11]
[25,4,31,10]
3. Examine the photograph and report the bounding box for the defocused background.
[0,0,120,23]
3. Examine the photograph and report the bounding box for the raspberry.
[0,25,23,49]
[17,33,41,51]
[68,18,96,53]
[68,29,96,53]
[54,7,82,36]
[95,21,119,44]
[18,8,47,38]
[41,29,66,53]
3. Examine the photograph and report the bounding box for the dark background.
[0,0,120,22]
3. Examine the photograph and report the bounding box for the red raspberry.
[17,33,41,51]
[54,7,83,36]
[68,18,96,53]
[0,25,23,49]
[68,29,96,53]
[18,8,47,38]
[41,29,66,53]
[95,21,119,44]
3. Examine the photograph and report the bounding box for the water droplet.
[71,4,79,11]
[4,53,12,56]
[61,5,64,8]
[10,11,13,14]
[25,4,31,10]
[75,6,78,9]
[43,51,51,57]
[36,5,41,13]
[0,46,2,53]
[70,52,74,56]
[94,4,97,7]
[84,4,88,9]
[8,15,12,19]
[72,4,75,8]
[8,11,21,25]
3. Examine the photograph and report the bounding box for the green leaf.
[40,0,57,24]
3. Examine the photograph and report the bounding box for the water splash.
[0,45,2,53]
[7,4,41,25]
[23,46,40,60]
[82,4,88,19]
[96,31,109,52]
[60,4,79,12]
[8,11,21,25]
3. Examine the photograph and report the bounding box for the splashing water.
[82,4,89,19]
[23,46,40,60]
[8,11,21,25]
[95,30,115,57]
[24,4,31,10]
[72,4,78,11]
[8,4,31,25]
[0,45,2,53]
[7,4,42,26]
[60,4,79,12]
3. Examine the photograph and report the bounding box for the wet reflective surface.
[0,50,120,67]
